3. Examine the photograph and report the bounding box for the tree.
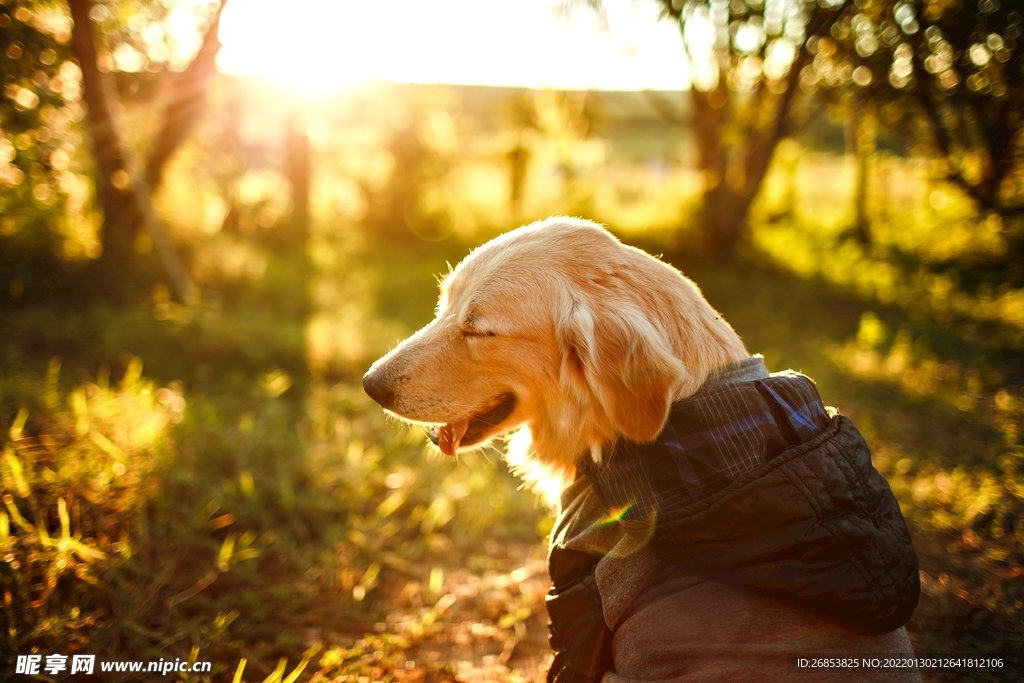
[1,0,225,303]
[68,0,226,301]
[584,0,1022,260]
[819,0,1023,219]
[648,0,845,260]
[576,0,846,258]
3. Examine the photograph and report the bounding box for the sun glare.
[217,0,691,94]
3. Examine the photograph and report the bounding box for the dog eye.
[462,328,496,338]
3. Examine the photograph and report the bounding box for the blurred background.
[1,0,1023,680]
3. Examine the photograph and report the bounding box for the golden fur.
[363,217,749,485]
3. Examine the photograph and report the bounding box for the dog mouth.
[428,392,517,456]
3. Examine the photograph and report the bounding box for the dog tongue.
[437,418,469,456]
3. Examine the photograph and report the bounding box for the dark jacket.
[546,367,920,683]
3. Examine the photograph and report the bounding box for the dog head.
[363,218,748,479]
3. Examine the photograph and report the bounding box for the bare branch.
[740,3,844,204]
[145,0,229,190]
[907,27,1008,212]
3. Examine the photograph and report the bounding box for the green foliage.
[752,143,1024,348]
[0,0,76,214]
[0,0,94,302]
[85,0,220,73]
[0,357,175,657]
[815,0,1024,214]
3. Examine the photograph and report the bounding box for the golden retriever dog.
[363,217,920,683]
[362,216,748,477]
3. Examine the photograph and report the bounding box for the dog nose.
[362,371,395,409]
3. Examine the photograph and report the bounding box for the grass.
[0,281,551,680]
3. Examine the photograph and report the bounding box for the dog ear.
[559,298,688,444]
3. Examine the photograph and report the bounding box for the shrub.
[0,357,176,660]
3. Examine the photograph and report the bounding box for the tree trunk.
[69,0,140,291]
[688,47,812,261]
[282,115,312,393]
[846,93,875,245]
[284,113,312,322]
[71,0,220,302]
[691,87,740,260]
[664,0,840,261]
